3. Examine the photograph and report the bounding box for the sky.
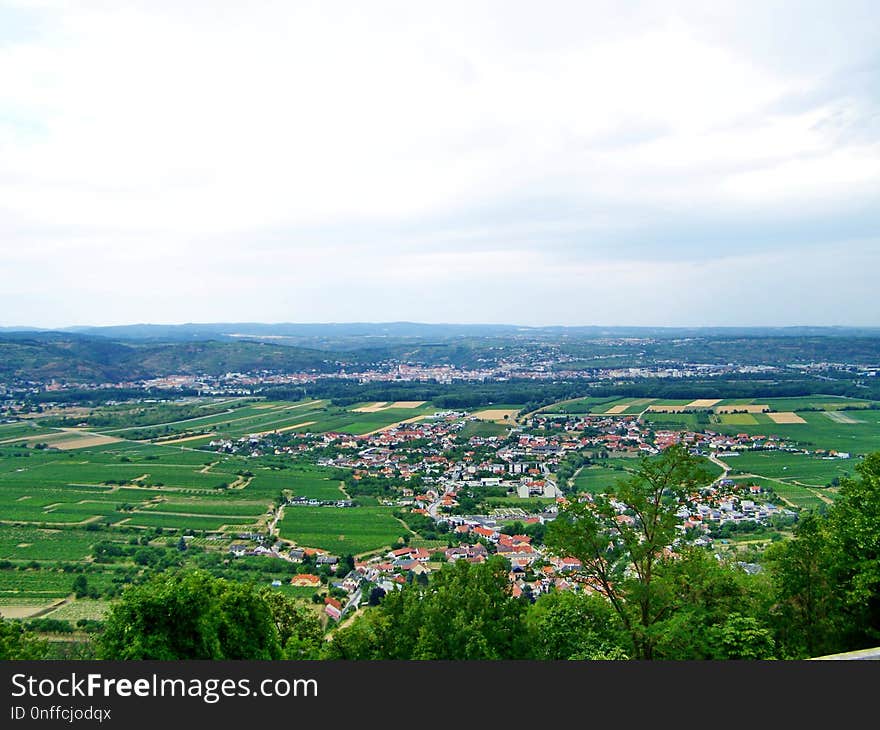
[1,0,878,328]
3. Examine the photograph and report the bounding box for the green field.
[708,410,880,455]
[730,477,829,510]
[106,398,442,441]
[460,420,510,438]
[278,506,407,556]
[719,413,759,425]
[0,568,119,604]
[572,464,633,493]
[120,513,255,531]
[722,451,858,486]
[0,527,119,562]
[643,412,708,429]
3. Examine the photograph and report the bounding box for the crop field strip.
[278,505,407,556]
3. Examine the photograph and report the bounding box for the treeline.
[262,379,589,409]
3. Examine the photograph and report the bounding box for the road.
[707,453,730,483]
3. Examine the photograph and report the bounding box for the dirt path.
[707,454,730,483]
[334,607,364,631]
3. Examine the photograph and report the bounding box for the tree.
[824,452,880,649]
[764,453,880,657]
[99,569,282,660]
[325,556,529,659]
[765,512,841,657]
[525,591,629,659]
[259,589,323,659]
[648,547,776,659]
[72,574,89,598]
[0,619,47,660]
[545,445,712,659]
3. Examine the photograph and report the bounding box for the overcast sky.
[1,1,878,328]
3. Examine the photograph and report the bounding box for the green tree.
[545,445,712,659]
[72,574,89,598]
[824,452,880,649]
[259,589,323,659]
[649,547,776,659]
[0,619,47,660]
[325,556,528,659]
[525,590,629,659]
[765,512,841,657]
[707,613,776,659]
[99,569,282,660]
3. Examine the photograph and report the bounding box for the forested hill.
[0,332,343,382]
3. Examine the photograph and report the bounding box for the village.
[217,408,810,623]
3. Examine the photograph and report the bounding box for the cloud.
[0,1,878,326]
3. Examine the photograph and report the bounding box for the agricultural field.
[708,409,880,455]
[721,450,857,487]
[0,567,118,604]
[572,455,722,493]
[729,477,829,510]
[643,412,710,429]
[460,420,510,438]
[278,505,407,556]
[94,398,444,442]
[538,396,621,414]
[572,464,634,493]
[43,599,112,622]
[0,527,115,562]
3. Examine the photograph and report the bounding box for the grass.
[0,527,111,562]
[572,464,633,493]
[723,450,858,486]
[720,413,759,426]
[460,420,510,438]
[278,506,407,556]
[729,477,830,510]
[120,513,256,531]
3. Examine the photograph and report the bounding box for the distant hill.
[0,332,342,383]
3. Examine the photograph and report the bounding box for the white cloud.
[0,1,877,325]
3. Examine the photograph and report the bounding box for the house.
[324,597,343,621]
[290,573,321,588]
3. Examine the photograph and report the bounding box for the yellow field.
[767,412,807,424]
[388,401,427,408]
[0,602,62,619]
[647,405,690,413]
[471,409,519,423]
[253,421,316,436]
[352,402,389,413]
[823,411,862,424]
[361,416,429,436]
[40,431,123,450]
[604,405,629,414]
[685,399,722,408]
[715,404,769,414]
